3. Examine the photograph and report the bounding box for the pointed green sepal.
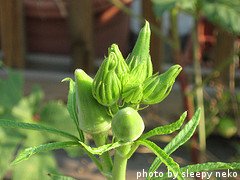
[142,65,182,104]
[108,44,129,81]
[75,69,111,134]
[92,53,122,106]
[126,21,153,82]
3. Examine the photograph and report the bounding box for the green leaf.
[138,139,184,180]
[40,101,78,140]
[202,0,240,35]
[147,108,201,179]
[160,162,240,179]
[152,0,196,16]
[181,162,240,172]
[79,141,131,155]
[62,78,84,141]
[26,85,44,115]
[48,173,76,180]
[12,141,79,164]
[13,153,57,180]
[141,111,187,139]
[0,70,23,109]
[152,0,177,16]
[0,119,79,141]
[0,128,24,178]
[11,86,43,123]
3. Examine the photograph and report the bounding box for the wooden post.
[67,0,94,73]
[142,0,162,72]
[213,30,235,84]
[0,0,25,68]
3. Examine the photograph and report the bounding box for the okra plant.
[0,21,240,180]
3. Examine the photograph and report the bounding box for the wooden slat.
[67,0,94,73]
[212,30,235,84]
[0,0,25,68]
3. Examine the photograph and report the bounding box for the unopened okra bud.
[121,63,146,104]
[122,84,143,104]
[126,21,153,83]
[142,65,182,105]
[92,53,121,106]
[108,44,129,81]
[112,107,145,142]
[75,69,111,134]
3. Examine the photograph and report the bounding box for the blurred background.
[0,0,239,179]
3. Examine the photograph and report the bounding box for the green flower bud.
[112,107,145,142]
[75,69,111,134]
[108,44,129,81]
[121,63,146,105]
[122,84,143,104]
[142,65,182,105]
[126,21,153,82]
[92,53,121,106]
[123,62,146,85]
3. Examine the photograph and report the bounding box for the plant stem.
[192,18,206,159]
[170,8,195,120]
[112,144,131,180]
[170,8,198,164]
[92,132,113,178]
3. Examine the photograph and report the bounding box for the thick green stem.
[92,132,113,178]
[112,144,131,180]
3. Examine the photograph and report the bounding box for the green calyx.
[126,21,153,82]
[112,107,145,142]
[122,84,143,104]
[92,52,122,106]
[142,65,182,104]
[121,21,153,105]
[108,44,129,81]
[91,21,182,109]
[75,69,111,134]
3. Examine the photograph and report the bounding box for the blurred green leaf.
[152,0,196,16]
[0,70,23,109]
[202,0,240,35]
[26,85,44,115]
[39,101,85,157]
[0,128,24,178]
[152,0,177,16]
[39,101,79,140]
[12,86,44,122]
[0,119,79,141]
[47,173,76,180]
[13,153,57,180]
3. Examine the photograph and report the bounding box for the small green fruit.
[112,107,145,142]
[217,117,237,138]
